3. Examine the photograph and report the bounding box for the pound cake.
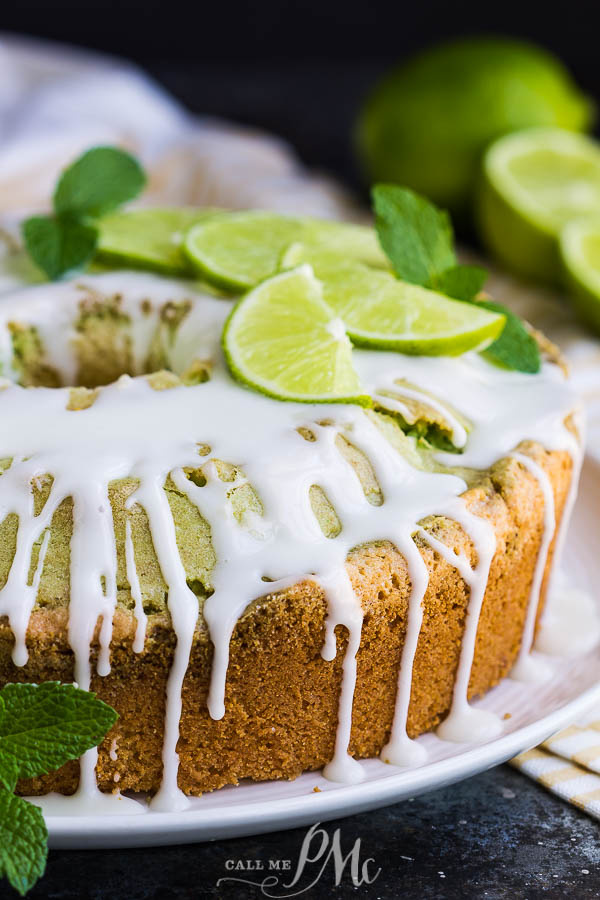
[0,267,578,810]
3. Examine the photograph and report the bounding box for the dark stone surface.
[3,766,599,899]
[2,59,600,899]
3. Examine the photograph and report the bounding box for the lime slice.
[477,128,600,283]
[96,207,221,275]
[560,218,600,332]
[304,219,388,269]
[184,211,388,291]
[223,265,370,405]
[281,245,505,355]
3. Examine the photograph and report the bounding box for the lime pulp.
[560,218,600,333]
[281,244,505,355]
[223,265,370,405]
[477,128,600,283]
[184,211,388,291]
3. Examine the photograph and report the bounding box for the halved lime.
[477,128,600,283]
[184,210,388,291]
[560,218,600,333]
[357,38,593,220]
[96,207,221,275]
[281,244,505,355]
[223,265,370,405]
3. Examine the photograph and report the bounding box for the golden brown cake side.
[2,441,572,797]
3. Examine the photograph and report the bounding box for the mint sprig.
[477,299,542,374]
[0,792,47,898]
[373,184,456,289]
[22,147,146,281]
[436,264,488,304]
[53,147,146,220]
[372,184,541,373]
[22,217,98,284]
[0,682,117,895]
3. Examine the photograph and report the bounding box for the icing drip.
[509,453,556,683]
[0,458,63,666]
[68,471,119,807]
[542,427,584,598]
[423,500,502,743]
[172,462,271,723]
[125,519,147,654]
[128,467,199,812]
[320,569,364,783]
[68,477,118,684]
[381,537,429,767]
[0,272,579,807]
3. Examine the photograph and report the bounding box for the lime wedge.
[184,211,388,291]
[223,265,370,405]
[96,207,221,275]
[281,245,505,355]
[560,218,600,332]
[477,128,600,283]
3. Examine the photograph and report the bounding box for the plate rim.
[45,673,600,848]
[45,455,600,848]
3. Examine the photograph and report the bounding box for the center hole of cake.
[7,296,211,390]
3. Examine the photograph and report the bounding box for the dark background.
[2,0,598,71]
[3,0,600,190]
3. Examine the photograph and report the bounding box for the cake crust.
[2,441,573,797]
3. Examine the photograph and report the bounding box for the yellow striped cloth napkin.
[511,713,600,818]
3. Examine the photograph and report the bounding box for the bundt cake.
[0,270,579,810]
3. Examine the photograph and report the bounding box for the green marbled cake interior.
[0,291,478,625]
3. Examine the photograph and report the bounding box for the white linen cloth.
[0,33,358,218]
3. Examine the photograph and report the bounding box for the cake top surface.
[0,269,574,470]
[0,176,582,811]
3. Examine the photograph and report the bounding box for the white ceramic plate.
[45,457,600,849]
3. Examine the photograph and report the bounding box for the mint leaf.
[372,183,541,373]
[53,146,146,219]
[22,216,98,281]
[476,299,541,374]
[436,264,488,303]
[0,684,117,897]
[22,145,146,281]
[0,756,18,794]
[373,184,456,288]
[0,682,118,785]
[0,791,47,896]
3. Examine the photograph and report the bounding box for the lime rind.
[478,128,600,282]
[561,218,600,293]
[186,211,302,291]
[223,265,371,406]
[483,128,600,236]
[280,244,505,356]
[560,218,600,332]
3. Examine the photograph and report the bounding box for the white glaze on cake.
[0,272,581,809]
[509,452,557,684]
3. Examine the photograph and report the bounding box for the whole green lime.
[356,38,594,219]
